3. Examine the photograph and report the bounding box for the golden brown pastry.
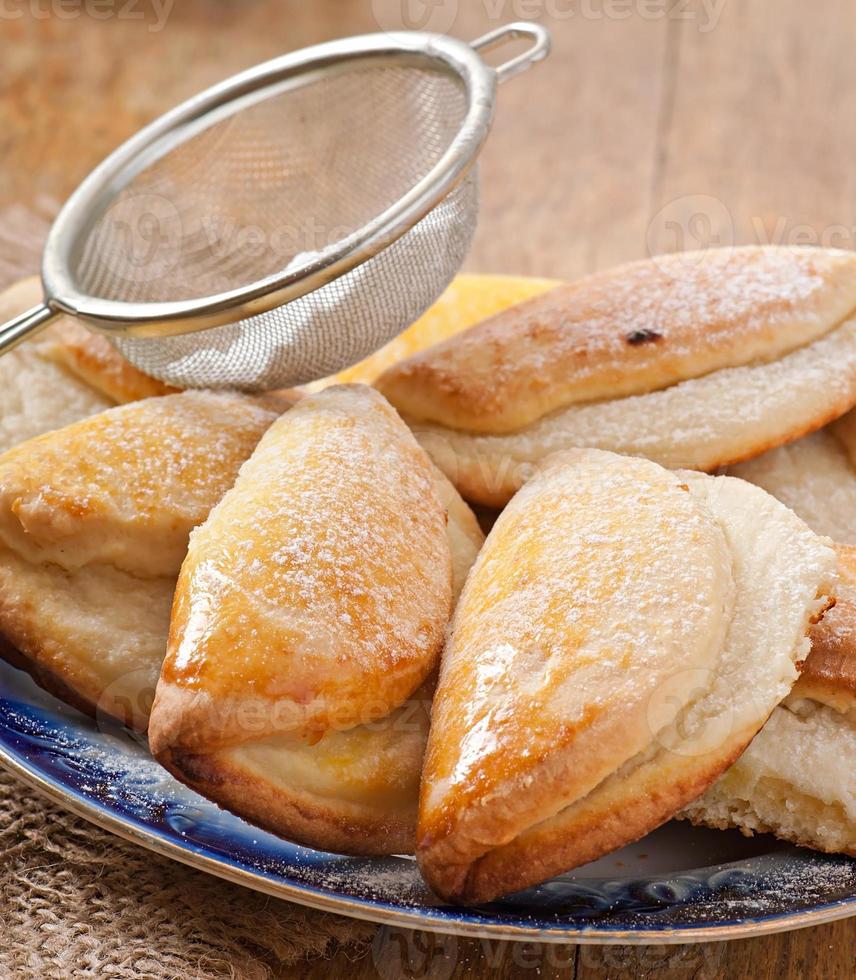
[153,471,482,856]
[168,680,436,855]
[375,247,856,506]
[417,449,836,903]
[37,317,178,404]
[0,390,294,729]
[0,277,176,453]
[158,483,482,856]
[152,385,455,750]
[149,385,484,854]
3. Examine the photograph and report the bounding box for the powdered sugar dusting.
[166,386,451,734]
[417,303,856,504]
[385,246,856,431]
[423,450,734,819]
[0,390,281,578]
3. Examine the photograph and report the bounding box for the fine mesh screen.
[62,63,478,389]
[114,172,477,389]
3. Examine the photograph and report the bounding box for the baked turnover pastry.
[684,545,856,857]
[0,277,175,453]
[148,474,480,856]
[376,246,856,506]
[149,385,483,854]
[0,390,293,729]
[417,449,836,903]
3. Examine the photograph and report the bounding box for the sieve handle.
[471,22,552,84]
[0,303,59,357]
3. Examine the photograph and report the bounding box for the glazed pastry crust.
[151,386,454,755]
[410,309,856,507]
[377,247,856,434]
[417,450,836,902]
[151,453,484,855]
[0,391,290,579]
[371,248,856,508]
[0,391,288,729]
[419,452,735,862]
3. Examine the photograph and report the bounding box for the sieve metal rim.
[38,25,548,340]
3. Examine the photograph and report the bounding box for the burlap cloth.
[0,770,374,978]
[0,206,375,978]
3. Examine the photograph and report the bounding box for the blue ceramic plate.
[1,656,855,944]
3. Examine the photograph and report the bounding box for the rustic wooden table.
[2,0,856,976]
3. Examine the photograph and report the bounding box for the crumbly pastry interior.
[683,545,856,855]
[682,700,856,856]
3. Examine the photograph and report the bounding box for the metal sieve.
[0,22,550,390]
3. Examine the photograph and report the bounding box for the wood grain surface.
[2,1,856,977]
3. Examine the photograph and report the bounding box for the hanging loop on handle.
[0,303,59,356]
[470,22,552,84]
